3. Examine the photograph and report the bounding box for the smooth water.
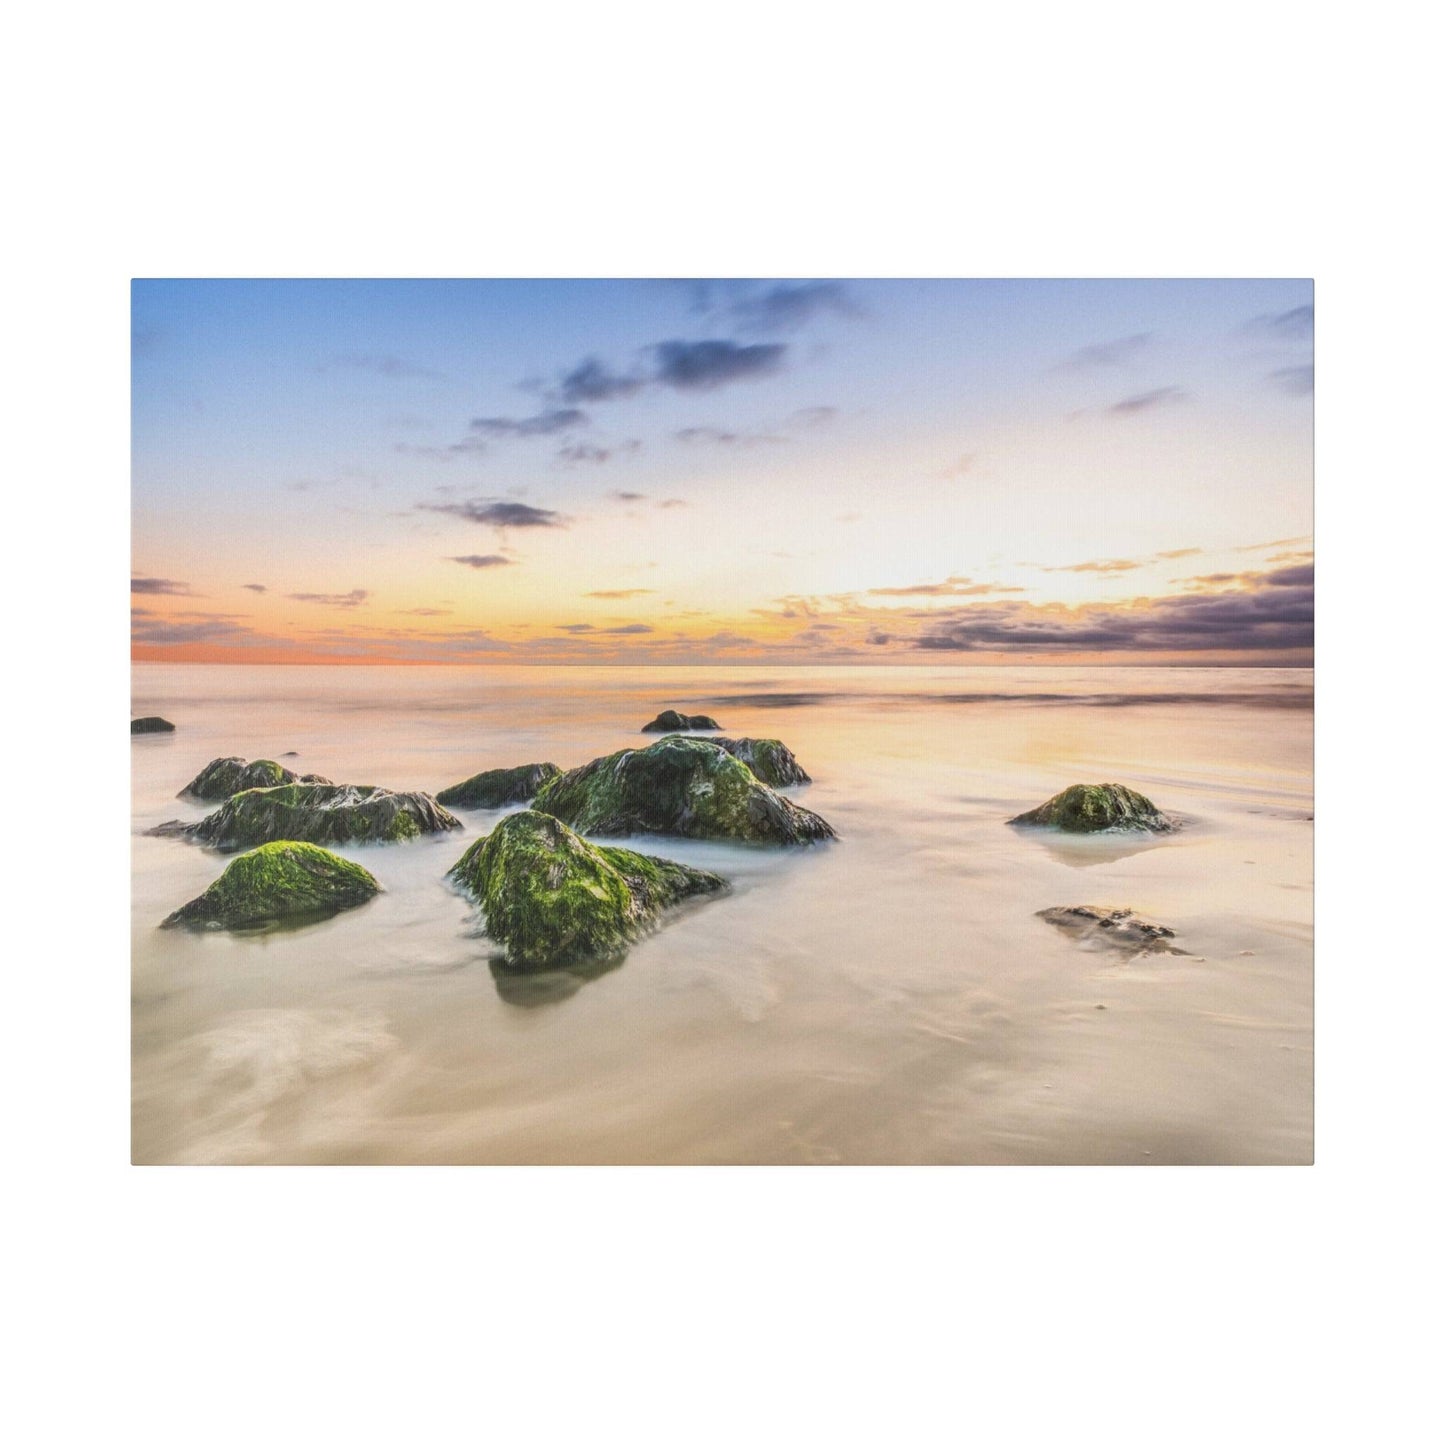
[131,664,1313,1165]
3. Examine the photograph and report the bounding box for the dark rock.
[709,737,811,787]
[436,761,563,809]
[132,716,175,734]
[534,736,835,845]
[153,782,462,851]
[642,709,721,732]
[161,841,380,930]
[448,809,726,971]
[1010,783,1175,833]
[180,756,334,801]
[1037,905,1184,956]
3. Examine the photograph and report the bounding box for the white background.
[5,2,1436,1441]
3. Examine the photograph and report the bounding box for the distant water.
[131,664,1313,1164]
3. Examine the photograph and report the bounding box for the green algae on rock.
[641,709,721,732]
[534,736,835,845]
[181,756,333,801]
[132,716,175,734]
[448,809,726,970]
[708,737,811,787]
[161,840,380,930]
[436,761,563,809]
[153,782,462,851]
[1036,905,1185,956]
[1009,783,1175,833]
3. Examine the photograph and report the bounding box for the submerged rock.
[154,782,461,851]
[132,716,175,734]
[448,809,726,970]
[1037,905,1184,956]
[436,761,563,809]
[162,840,380,930]
[1009,783,1175,833]
[642,709,721,732]
[534,736,835,845]
[709,737,811,787]
[180,756,333,801]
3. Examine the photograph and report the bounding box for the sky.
[131,278,1313,665]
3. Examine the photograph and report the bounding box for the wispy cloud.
[1249,304,1314,341]
[868,575,1027,597]
[447,554,515,568]
[584,588,656,599]
[726,281,863,334]
[468,407,587,438]
[320,354,444,380]
[1059,333,1153,369]
[131,576,191,595]
[675,425,786,447]
[286,589,370,608]
[1270,363,1314,396]
[1043,558,1143,574]
[421,499,566,529]
[1108,386,1189,415]
[558,440,640,465]
[242,583,267,593]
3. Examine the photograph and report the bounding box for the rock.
[534,736,835,845]
[642,709,721,732]
[161,841,380,930]
[709,737,811,787]
[448,809,726,970]
[180,756,334,801]
[436,761,563,809]
[1037,905,1184,956]
[153,782,462,851]
[132,716,175,734]
[1009,783,1175,833]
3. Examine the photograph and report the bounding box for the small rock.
[1037,905,1185,956]
[436,761,563,809]
[641,709,721,733]
[1010,783,1175,833]
[181,756,332,801]
[131,716,175,734]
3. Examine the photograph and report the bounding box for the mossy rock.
[154,782,462,851]
[180,756,333,801]
[448,809,726,970]
[132,716,175,734]
[161,841,380,930]
[1037,905,1184,956]
[708,737,811,787]
[1009,783,1175,833]
[436,761,563,809]
[642,709,721,732]
[534,736,835,845]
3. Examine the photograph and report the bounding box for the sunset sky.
[132,278,1313,665]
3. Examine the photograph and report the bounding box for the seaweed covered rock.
[642,710,721,733]
[132,716,175,734]
[1037,905,1184,956]
[448,809,726,970]
[534,736,834,845]
[710,737,811,787]
[154,782,461,851]
[180,756,333,801]
[1009,783,1175,833]
[436,761,563,809]
[162,841,380,930]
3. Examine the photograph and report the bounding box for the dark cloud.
[554,357,647,404]
[1251,305,1314,340]
[131,576,191,596]
[322,354,444,380]
[242,583,267,593]
[1264,563,1313,587]
[652,339,787,391]
[286,589,370,608]
[447,554,515,569]
[1108,386,1189,415]
[421,499,565,529]
[558,440,640,465]
[609,491,647,503]
[599,623,654,635]
[727,282,863,334]
[1059,333,1153,369]
[869,575,1027,597]
[584,588,655,599]
[1271,363,1314,396]
[131,616,256,645]
[557,624,595,633]
[468,407,587,438]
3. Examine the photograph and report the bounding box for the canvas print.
[131,278,1313,1164]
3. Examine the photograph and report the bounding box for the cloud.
[1043,558,1143,574]
[558,440,640,465]
[1154,548,1202,560]
[727,281,863,334]
[609,491,647,503]
[421,499,565,529]
[468,407,587,438]
[1250,304,1314,340]
[554,357,647,404]
[657,498,687,509]
[584,588,655,599]
[131,576,191,595]
[131,616,256,645]
[599,624,654,635]
[242,583,267,593]
[557,624,595,633]
[1108,386,1189,415]
[789,405,838,427]
[1059,333,1153,369]
[652,339,787,391]
[674,425,785,447]
[322,354,443,380]
[286,589,370,608]
[1271,363,1314,396]
[868,575,1028,597]
[398,607,453,616]
[447,554,515,569]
